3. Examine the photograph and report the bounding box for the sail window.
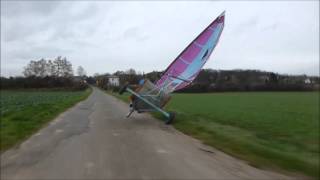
[202,50,209,60]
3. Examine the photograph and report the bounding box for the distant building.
[304,78,311,84]
[107,75,120,87]
[73,76,87,83]
[259,75,269,83]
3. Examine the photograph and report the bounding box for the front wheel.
[165,112,175,124]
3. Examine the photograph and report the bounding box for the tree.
[113,71,124,76]
[61,57,73,77]
[23,56,73,78]
[23,59,47,77]
[77,66,86,77]
[47,60,57,76]
[125,68,136,75]
[269,72,279,84]
[23,61,36,77]
[52,56,73,77]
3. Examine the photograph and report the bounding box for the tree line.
[179,69,319,92]
[23,56,73,77]
[95,68,319,92]
[2,59,319,92]
[1,57,87,90]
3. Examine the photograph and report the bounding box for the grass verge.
[108,91,319,178]
[0,88,92,152]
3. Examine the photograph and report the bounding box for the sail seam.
[179,57,191,65]
[193,41,204,48]
[208,26,215,31]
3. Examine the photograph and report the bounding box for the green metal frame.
[125,87,170,119]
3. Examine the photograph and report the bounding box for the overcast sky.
[1,1,319,77]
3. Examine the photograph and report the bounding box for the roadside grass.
[109,91,319,178]
[0,88,92,152]
[107,91,130,102]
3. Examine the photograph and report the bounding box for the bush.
[0,76,88,90]
[111,86,120,92]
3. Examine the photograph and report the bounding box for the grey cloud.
[123,27,139,39]
[239,17,259,27]
[1,1,61,17]
[3,43,72,64]
[2,2,99,43]
[1,1,319,77]
[232,16,259,36]
[2,19,49,42]
[123,27,149,42]
[261,23,278,31]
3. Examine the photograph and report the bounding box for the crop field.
[0,89,91,152]
[112,91,319,177]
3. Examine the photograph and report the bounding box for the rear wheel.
[165,112,175,124]
[119,83,129,95]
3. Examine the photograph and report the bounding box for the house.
[304,78,311,84]
[73,76,87,84]
[107,75,120,87]
[259,75,269,83]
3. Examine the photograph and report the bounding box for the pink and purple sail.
[156,11,225,92]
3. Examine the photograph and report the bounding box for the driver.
[127,78,145,116]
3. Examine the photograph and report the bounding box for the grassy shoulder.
[108,91,319,178]
[0,88,92,152]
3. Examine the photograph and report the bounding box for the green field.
[0,89,91,152]
[112,91,319,177]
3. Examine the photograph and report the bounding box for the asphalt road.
[1,87,299,180]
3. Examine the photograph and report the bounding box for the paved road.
[1,87,300,179]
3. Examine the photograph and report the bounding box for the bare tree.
[77,66,86,77]
[61,57,73,77]
[46,60,57,76]
[125,68,136,75]
[23,56,73,78]
[23,61,36,77]
[53,56,73,77]
[23,59,47,77]
[38,58,47,77]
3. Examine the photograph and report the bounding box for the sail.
[156,11,225,92]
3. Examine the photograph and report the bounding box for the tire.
[165,112,175,124]
[119,83,129,95]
